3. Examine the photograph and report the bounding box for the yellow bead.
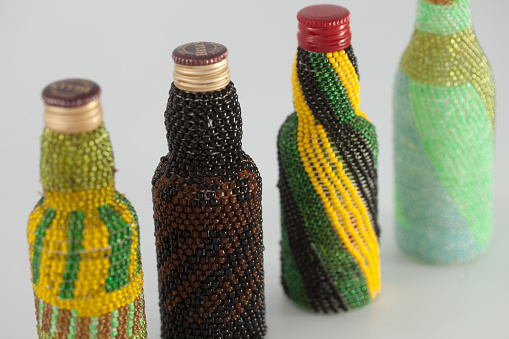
[291,49,380,297]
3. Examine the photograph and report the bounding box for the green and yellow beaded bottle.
[394,0,495,264]
[27,79,147,338]
[277,5,380,313]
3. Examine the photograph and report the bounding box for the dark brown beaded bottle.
[152,42,266,339]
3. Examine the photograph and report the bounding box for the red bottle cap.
[297,4,351,53]
[172,42,229,66]
[42,79,101,108]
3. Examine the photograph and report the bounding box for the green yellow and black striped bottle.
[27,79,147,338]
[277,5,381,313]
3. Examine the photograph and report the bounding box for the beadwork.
[278,43,381,312]
[394,0,495,264]
[28,95,147,337]
[152,82,266,338]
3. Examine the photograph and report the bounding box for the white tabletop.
[1,0,508,338]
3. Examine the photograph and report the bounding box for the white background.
[1,0,508,338]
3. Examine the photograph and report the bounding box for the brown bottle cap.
[172,42,229,66]
[42,79,103,134]
[297,4,351,53]
[42,79,101,108]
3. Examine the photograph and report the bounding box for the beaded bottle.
[152,42,266,338]
[394,0,495,264]
[277,5,381,313]
[27,79,147,338]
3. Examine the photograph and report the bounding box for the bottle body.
[28,125,147,338]
[153,83,266,338]
[394,0,495,264]
[278,44,380,313]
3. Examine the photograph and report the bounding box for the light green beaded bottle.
[394,0,495,264]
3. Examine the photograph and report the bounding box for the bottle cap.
[297,4,351,53]
[42,79,103,134]
[42,79,101,108]
[172,42,231,92]
[172,42,229,66]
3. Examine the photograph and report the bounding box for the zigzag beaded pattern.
[278,45,380,312]
[152,83,266,338]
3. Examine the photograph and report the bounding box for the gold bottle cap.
[42,79,103,134]
[172,42,231,92]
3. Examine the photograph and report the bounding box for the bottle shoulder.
[28,187,137,216]
[27,189,140,252]
[398,27,495,126]
[278,112,298,133]
[155,148,259,171]
[400,27,493,85]
[152,153,261,208]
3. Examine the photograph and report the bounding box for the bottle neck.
[416,0,472,35]
[294,45,364,123]
[40,124,115,193]
[165,81,243,161]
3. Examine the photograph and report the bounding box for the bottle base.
[396,223,490,265]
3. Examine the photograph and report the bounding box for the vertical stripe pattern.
[115,192,142,275]
[60,211,85,299]
[31,209,56,285]
[28,188,147,338]
[98,205,132,293]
